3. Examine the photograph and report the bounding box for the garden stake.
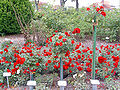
[6,76,9,88]
[60,57,64,90]
[30,72,34,90]
[92,16,97,90]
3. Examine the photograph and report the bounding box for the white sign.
[90,79,100,85]
[17,69,20,74]
[58,80,67,86]
[106,37,109,40]
[27,81,36,86]
[3,72,11,77]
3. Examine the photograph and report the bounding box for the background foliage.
[0,0,33,35]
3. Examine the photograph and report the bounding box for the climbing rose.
[96,8,100,12]
[72,28,80,34]
[101,11,106,17]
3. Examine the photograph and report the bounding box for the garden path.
[0,34,118,48]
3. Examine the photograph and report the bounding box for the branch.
[64,0,67,3]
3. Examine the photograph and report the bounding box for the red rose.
[10,42,13,44]
[36,63,39,66]
[48,60,51,63]
[59,42,63,46]
[7,69,11,72]
[0,83,2,86]
[30,53,33,56]
[87,8,90,11]
[112,56,119,62]
[96,8,100,12]
[71,64,74,67]
[76,50,81,53]
[65,32,68,36]
[46,39,49,43]
[86,62,90,66]
[55,42,59,46]
[72,28,80,34]
[75,45,80,49]
[59,36,63,39]
[71,40,74,44]
[50,37,52,42]
[45,63,48,66]
[86,67,92,72]
[89,51,93,54]
[54,65,58,69]
[101,11,106,17]
[105,75,109,78]
[100,6,104,9]
[4,48,8,52]
[98,56,107,64]
[95,69,98,73]
[78,55,81,59]
[77,66,83,71]
[69,70,72,73]
[113,62,118,68]
[0,51,3,54]
[55,30,58,33]
[63,38,67,42]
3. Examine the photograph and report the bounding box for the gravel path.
[0,34,119,48]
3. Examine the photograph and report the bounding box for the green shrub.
[97,9,120,42]
[0,0,33,35]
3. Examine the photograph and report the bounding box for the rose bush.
[0,32,120,88]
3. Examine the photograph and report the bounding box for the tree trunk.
[60,0,67,7]
[76,0,79,11]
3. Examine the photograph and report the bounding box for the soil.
[0,34,119,47]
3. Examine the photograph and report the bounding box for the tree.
[35,0,39,11]
[71,0,79,11]
[60,0,67,7]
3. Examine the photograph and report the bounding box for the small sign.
[58,80,67,86]
[73,74,77,78]
[106,37,109,40]
[17,69,20,74]
[27,81,36,86]
[3,72,11,77]
[90,79,100,85]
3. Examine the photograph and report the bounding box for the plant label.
[58,80,67,86]
[3,72,11,77]
[17,69,20,74]
[90,79,100,85]
[27,81,36,86]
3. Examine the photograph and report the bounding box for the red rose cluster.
[87,5,106,17]
[72,28,80,34]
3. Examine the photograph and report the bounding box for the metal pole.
[35,0,38,11]
[6,76,9,88]
[92,84,97,90]
[60,57,64,90]
[92,16,97,90]
[92,16,96,80]
[30,73,34,90]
